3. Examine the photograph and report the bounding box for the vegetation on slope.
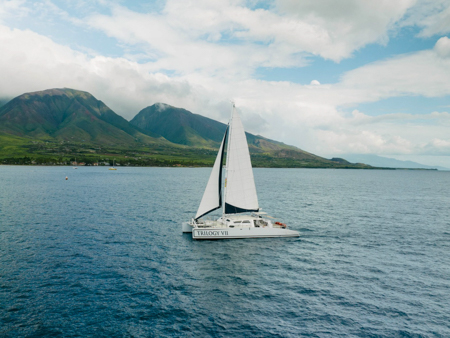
[0,88,375,168]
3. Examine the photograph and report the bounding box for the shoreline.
[0,164,439,170]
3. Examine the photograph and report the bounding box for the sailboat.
[109,159,117,170]
[73,158,78,169]
[182,103,299,239]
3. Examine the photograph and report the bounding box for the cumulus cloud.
[85,0,419,75]
[434,36,450,58]
[420,138,450,155]
[86,4,310,78]
[275,0,416,60]
[0,24,220,120]
[336,43,450,101]
[414,1,450,37]
[0,0,28,22]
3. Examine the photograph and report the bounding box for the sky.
[1,0,450,167]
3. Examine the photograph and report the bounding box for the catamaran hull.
[192,227,299,240]
[182,222,193,233]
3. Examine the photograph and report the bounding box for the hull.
[182,222,193,233]
[192,227,299,240]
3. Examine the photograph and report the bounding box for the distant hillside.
[342,154,447,170]
[0,88,160,146]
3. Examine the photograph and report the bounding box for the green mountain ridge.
[0,88,374,168]
[0,88,164,146]
[131,102,332,164]
[131,103,225,147]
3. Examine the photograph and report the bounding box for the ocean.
[0,166,449,337]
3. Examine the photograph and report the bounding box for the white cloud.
[424,139,450,154]
[0,24,215,120]
[86,4,313,79]
[336,41,450,102]
[85,0,418,76]
[0,0,28,22]
[276,0,416,60]
[434,36,450,57]
[414,1,450,37]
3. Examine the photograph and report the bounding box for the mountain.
[130,103,226,147]
[0,88,374,168]
[130,103,340,164]
[0,88,159,146]
[0,98,10,109]
[341,154,448,170]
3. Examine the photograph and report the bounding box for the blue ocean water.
[0,166,449,337]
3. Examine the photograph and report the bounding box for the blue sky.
[1,0,450,167]
[256,26,439,84]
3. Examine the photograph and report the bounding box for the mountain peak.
[19,88,93,101]
[130,103,224,146]
[154,102,173,112]
[0,88,155,145]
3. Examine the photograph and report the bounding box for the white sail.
[224,105,259,214]
[195,127,228,220]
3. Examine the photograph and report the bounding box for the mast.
[222,102,234,216]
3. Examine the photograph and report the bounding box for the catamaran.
[182,103,299,239]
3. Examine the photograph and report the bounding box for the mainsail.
[224,105,259,214]
[194,127,228,220]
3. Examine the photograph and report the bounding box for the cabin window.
[234,221,242,224]
[243,220,251,224]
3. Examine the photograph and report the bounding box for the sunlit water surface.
[1,166,449,337]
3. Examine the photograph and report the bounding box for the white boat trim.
[192,227,300,240]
